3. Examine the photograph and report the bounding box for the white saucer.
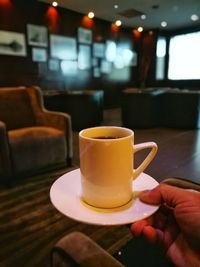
[50,168,159,226]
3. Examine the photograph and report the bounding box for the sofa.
[0,86,73,184]
[121,88,166,128]
[43,90,104,131]
[121,87,200,129]
[161,89,200,128]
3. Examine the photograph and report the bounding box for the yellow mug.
[79,126,157,209]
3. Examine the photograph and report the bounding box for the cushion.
[0,88,36,130]
[8,126,67,173]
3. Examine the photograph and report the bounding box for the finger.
[143,227,169,248]
[163,214,180,249]
[130,219,149,236]
[143,225,157,243]
[153,210,168,230]
[139,184,191,207]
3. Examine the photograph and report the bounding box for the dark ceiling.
[39,0,200,30]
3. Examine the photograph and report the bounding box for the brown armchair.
[51,231,124,267]
[0,86,73,184]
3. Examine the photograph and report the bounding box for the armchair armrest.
[51,232,124,267]
[27,86,73,162]
[37,110,73,162]
[162,177,200,192]
[0,121,13,180]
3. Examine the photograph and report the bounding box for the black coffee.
[92,136,121,139]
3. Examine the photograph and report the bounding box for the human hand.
[130,184,200,267]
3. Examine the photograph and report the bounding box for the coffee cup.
[79,126,157,209]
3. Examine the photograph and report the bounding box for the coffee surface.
[92,136,121,139]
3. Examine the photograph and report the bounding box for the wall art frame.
[32,48,47,62]
[61,60,78,76]
[27,24,48,47]
[0,30,26,56]
[78,44,91,70]
[48,58,60,71]
[78,27,92,44]
[93,42,105,58]
[50,34,77,60]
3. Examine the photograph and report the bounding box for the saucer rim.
[50,168,159,226]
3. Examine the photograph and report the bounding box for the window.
[168,31,200,80]
[156,36,166,80]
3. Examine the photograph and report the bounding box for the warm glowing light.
[111,23,119,35]
[115,20,122,26]
[133,29,141,39]
[81,15,94,28]
[0,0,12,7]
[45,6,60,32]
[114,4,118,9]
[191,14,199,21]
[52,1,58,7]
[137,26,143,32]
[88,11,94,19]
[161,21,167,27]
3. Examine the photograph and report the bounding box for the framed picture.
[27,24,48,47]
[48,59,60,71]
[93,67,101,78]
[78,27,92,44]
[105,40,117,62]
[50,34,77,60]
[122,49,137,67]
[100,60,112,74]
[0,30,26,56]
[61,60,78,76]
[92,57,98,67]
[32,48,47,62]
[93,42,105,58]
[78,44,91,70]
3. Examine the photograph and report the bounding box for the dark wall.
[1,1,200,108]
[0,0,140,107]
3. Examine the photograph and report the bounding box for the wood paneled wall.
[0,0,141,107]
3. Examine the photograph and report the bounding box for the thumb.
[139,184,189,207]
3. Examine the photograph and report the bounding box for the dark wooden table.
[134,127,200,184]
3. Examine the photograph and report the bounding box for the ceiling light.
[137,26,143,32]
[161,21,167,27]
[141,14,146,20]
[191,14,199,21]
[115,20,122,26]
[88,12,94,19]
[52,1,58,7]
[114,4,118,9]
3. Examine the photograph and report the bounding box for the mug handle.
[133,142,158,179]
